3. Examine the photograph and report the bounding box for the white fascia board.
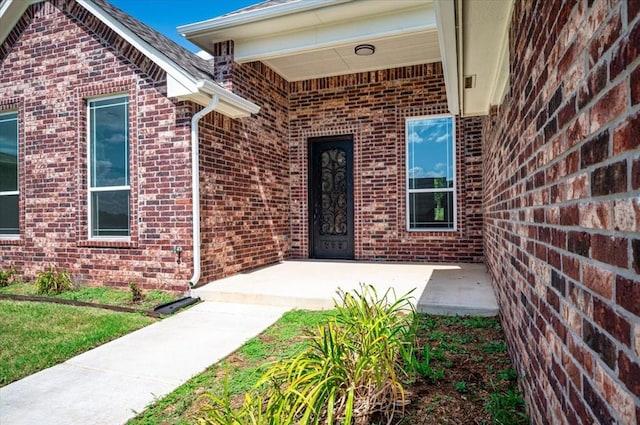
[0,0,42,46]
[178,0,348,37]
[234,6,436,63]
[198,80,261,118]
[434,0,460,116]
[170,78,260,118]
[77,0,200,94]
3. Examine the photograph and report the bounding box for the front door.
[309,136,354,259]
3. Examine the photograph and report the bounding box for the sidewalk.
[0,302,288,425]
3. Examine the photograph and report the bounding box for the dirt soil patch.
[398,315,528,425]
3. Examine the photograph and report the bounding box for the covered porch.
[193,260,498,316]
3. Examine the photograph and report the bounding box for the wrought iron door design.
[309,137,354,259]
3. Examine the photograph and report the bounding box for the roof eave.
[197,80,261,118]
[0,0,42,47]
[178,0,348,39]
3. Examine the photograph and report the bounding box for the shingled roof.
[90,0,216,83]
[218,0,299,18]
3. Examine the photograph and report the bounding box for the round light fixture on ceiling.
[354,44,375,56]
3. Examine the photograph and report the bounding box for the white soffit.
[263,31,440,82]
[181,0,441,82]
[462,0,513,116]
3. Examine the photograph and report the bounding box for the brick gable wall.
[288,64,484,262]
[483,0,640,422]
[0,1,193,291]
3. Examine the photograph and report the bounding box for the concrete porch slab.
[193,260,498,316]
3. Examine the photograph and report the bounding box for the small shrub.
[34,267,73,295]
[129,282,144,304]
[0,266,17,287]
[199,284,417,425]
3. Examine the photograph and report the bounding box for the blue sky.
[109,0,259,52]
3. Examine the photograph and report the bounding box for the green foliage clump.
[199,284,417,425]
[484,388,528,425]
[129,282,144,304]
[34,267,73,295]
[0,266,17,287]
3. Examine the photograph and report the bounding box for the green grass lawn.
[0,280,177,386]
[0,300,156,387]
[0,282,176,310]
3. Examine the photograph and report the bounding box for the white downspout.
[189,95,219,287]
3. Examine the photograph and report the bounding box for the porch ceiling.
[179,0,513,117]
[180,1,440,81]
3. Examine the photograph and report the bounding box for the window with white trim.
[0,111,19,236]
[406,115,456,230]
[88,96,130,238]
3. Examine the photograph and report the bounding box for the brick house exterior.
[483,0,640,423]
[1,0,639,422]
[0,0,484,292]
[0,0,264,291]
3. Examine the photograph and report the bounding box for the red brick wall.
[288,64,484,262]
[197,55,291,283]
[0,1,193,291]
[483,0,640,423]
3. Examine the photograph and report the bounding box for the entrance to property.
[308,136,354,259]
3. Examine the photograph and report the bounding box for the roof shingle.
[91,0,216,83]
[219,0,300,18]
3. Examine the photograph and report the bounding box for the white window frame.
[405,114,457,232]
[0,110,19,239]
[87,95,130,240]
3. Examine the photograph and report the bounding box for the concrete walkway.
[0,260,498,425]
[0,302,287,425]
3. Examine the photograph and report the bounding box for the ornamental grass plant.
[199,285,417,425]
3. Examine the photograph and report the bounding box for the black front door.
[309,136,354,259]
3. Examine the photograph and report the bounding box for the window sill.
[0,237,23,246]
[78,239,137,249]
[406,228,458,233]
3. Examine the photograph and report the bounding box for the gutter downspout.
[189,94,219,287]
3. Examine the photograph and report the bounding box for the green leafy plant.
[34,267,73,295]
[409,344,446,382]
[454,381,469,393]
[497,368,518,382]
[482,341,507,354]
[199,284,417,425]
[129,282,144,304]
[0,266,17,287]
[485,388,528,425]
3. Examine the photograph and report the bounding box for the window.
[88,96,130,238]
[0,111,19,236]
[406,115,456,230]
